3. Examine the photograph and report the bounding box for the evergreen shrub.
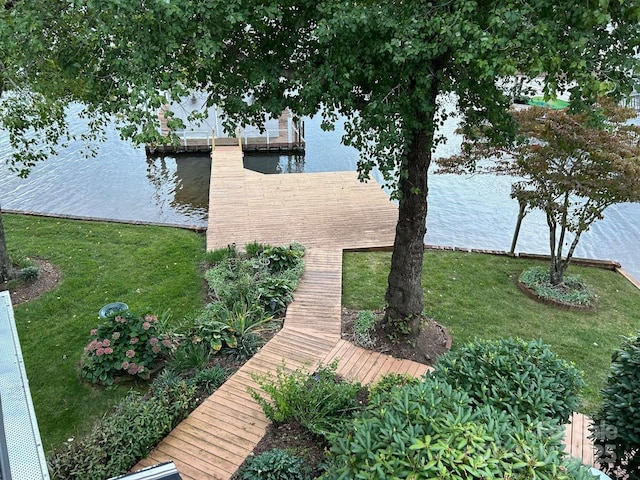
[591,331,640,480]
[432,337,584,424]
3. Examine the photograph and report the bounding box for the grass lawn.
[343,249,640,414]
[4,214,206,452]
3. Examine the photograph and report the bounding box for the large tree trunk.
[0,210,15,283]
[383,125,432,335]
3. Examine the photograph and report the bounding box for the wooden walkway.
[134,146,594,479]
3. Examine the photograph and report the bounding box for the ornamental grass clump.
[432,337,584,425]
[81,310,174,385]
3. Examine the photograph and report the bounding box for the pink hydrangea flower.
[121,361,130,370]
[130,337,139,345]
[86,340,99,352]
[96,341,104,348]
[161,339,172,348]
[142,321,151,330]
[96,348,105,356]
[125,349,136,358]
[102,338,111,347]
[90,329,98,336]
[149,337,159,346]
[145,315,158,323]
[104,347,113,355]
[151,346,161,354]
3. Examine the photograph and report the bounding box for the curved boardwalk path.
[134,146,594,479]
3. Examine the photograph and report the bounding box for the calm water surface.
[1,110,639,280]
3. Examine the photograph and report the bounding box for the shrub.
[241,449,310,480]
[249,361,363,438]
[519,266,596,307]
[224,331,265,362]
[48,367,229,480]
[204,260,254,306]
[255,274,299,315]
[204,242,305,314]
[81,310,174,385]
[432,338,584,425]
[48,374,197,480]
[321,377,593,480]
[591,331,640,480]
[191,365,230,395]
[368,372,420,399]
[17,265,39,283]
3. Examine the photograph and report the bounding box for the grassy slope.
[343,250,640,413]
[4,214,206,452]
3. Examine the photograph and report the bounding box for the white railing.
[170,118,306,149]
[625,94,640,111]
[172,130,213,149]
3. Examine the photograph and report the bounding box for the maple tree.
[438,100,640,285]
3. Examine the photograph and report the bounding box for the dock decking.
[134,145,595,479]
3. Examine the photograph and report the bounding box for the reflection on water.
[146,155,211,216]
[243,154,305,174]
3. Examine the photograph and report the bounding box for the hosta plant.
[241,449,310,480]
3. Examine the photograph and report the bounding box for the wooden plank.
[322,339,353,364]
[179,416,258,455]
[153,439,232,479]
[166,429,244,472]
[564,412,595,466]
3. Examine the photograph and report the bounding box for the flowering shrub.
[81,310,174,385]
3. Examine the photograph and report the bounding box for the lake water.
[1,109,639,281]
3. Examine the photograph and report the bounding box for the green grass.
[4,214,206,452]
[343,250,640,414]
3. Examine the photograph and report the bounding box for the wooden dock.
[133,145,595,479]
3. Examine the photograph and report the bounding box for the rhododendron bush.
[81,310,174,385]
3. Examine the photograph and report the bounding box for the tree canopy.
[2,0,639,327]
